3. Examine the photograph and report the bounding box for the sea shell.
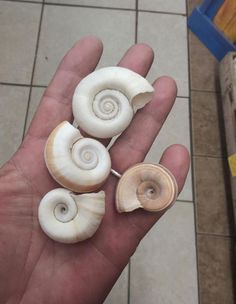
[45,121,111,192]
[38,188,105,243]
[72,66,154,138]
[115,163,178,213]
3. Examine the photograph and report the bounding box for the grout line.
[0,0,42,4]
[197,232,236,239]
[176,199,194,204]
[177,95,189,99]
[21,1,45,139]
[32,84,47,88]
[191,88,220,94]
[0,0,187,17]
[44,2,134,11]
[0,82,47,88]
[0,0,134,11]
[139,9,186,17]
[0,82,31,87]
[186,1,200,303]
[193,153,227,159]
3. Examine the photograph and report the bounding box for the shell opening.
[72,140,99,170]
[93,89,128,120]
[131,92,153,112]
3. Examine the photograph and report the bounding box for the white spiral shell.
[72,66,154,138]
[38,188,105,243]
[44,121,111,192]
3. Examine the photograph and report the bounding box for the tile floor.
[188,0,236,303]
[0,0,199,303]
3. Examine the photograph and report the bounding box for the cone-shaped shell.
[72,66,154,138]
[116,163,178,213]
[45,121,111,192]
[38,188,105,243]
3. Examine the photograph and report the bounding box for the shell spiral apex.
[72,66,154,138]
[44,121,111,193]
[38,188,105,243]
[115,163,178,213]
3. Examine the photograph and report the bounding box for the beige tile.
[104,266,128,304]
[33,5,135,85]
[25,87,45,133]
[130,202,198,304]
[188,1,220,92]
[47,0,135,9]
[12,0,42,2]
[0,85,29,166]
[139,0,186,14]
[194,156,234,236]
[0,2,41,84]
[11,0,42,2]
[197,234,235,304]
[189,32,220,92]
[138,12,189,97]
[191,90,224,157]
[145,98,192,201]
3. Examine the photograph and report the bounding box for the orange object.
[214,0,236,43]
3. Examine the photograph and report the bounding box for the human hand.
[0,36,190,304]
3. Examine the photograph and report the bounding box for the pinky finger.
[159,144,190,195]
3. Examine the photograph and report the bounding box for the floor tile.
[25,87,45,134]
[104,266,128,304]
[130,202,198,304]
[197,234,235,304]
[138,12,189,97]
[191,90,224,157]
[187,1,220,92]
[189,32,220,92]
[33,5,135,85]
[0,1,41,84]
[10,0,42,2]
[0,85,29,166]
[145,98,192,201]
[46,0,135,9]
[139,0,186,14]
[194,156,234,236]
[11,0,43,2]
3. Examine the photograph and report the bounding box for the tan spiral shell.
[115,163,178,213]
[44,121,111,193]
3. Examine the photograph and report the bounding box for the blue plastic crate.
[188,0,236,61]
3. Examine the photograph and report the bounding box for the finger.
[118,42,154,76]
[126,144,190,237]
[26,36,103,140]
[94,145,189,267]
[110,76,177,172]
[159,144,190,193]
[79,43,154,146]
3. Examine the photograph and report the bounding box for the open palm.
[0,37,190,304]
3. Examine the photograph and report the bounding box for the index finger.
[26,36,103,141]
